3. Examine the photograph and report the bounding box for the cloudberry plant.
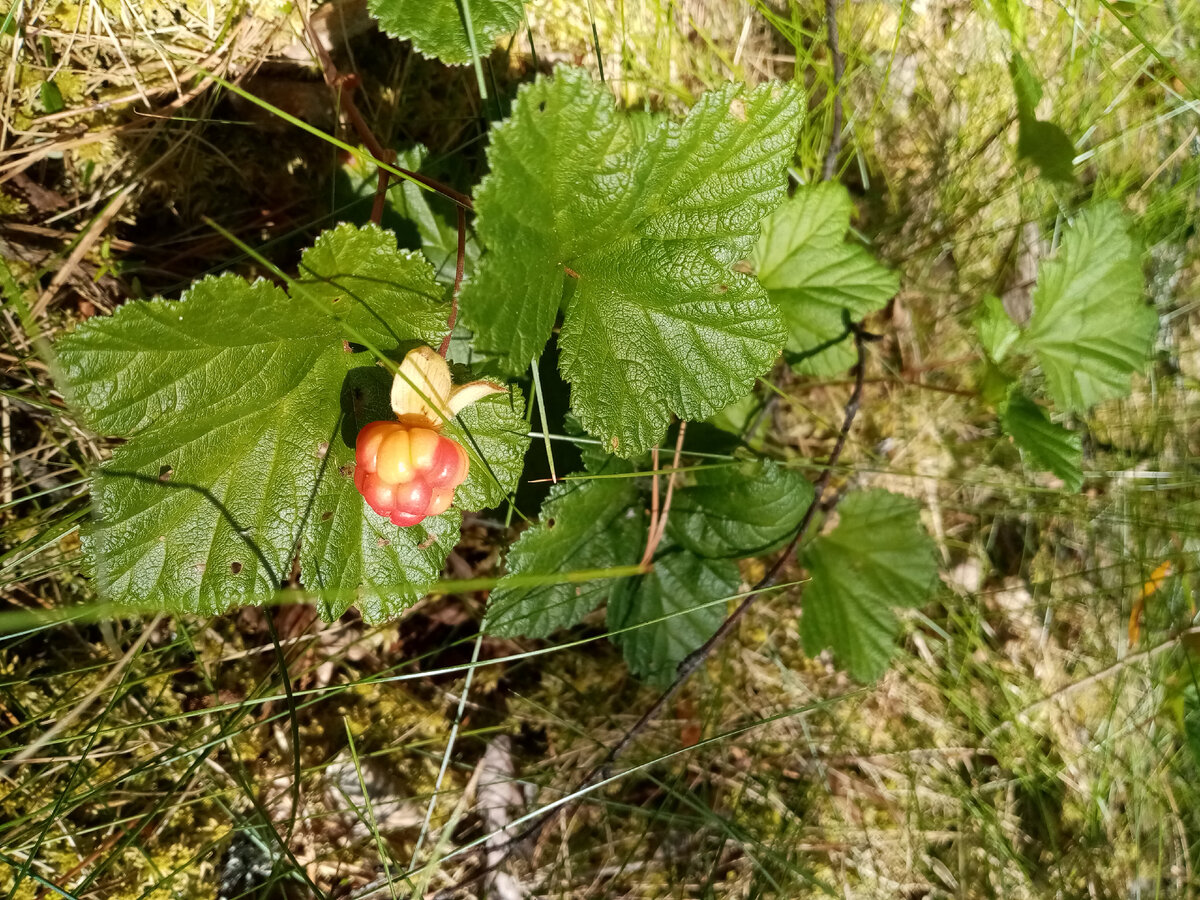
[51,67,969,678]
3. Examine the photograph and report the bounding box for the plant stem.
[596,326,867,766]
[300,10,473,213]
[439,206,467,358]
[638,421,688,570]
[822,0,844,182]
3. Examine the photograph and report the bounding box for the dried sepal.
[390,346,507,427]
[447,381,506,416]
[390,346,453,425]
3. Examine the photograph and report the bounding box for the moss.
[0,190,29,217]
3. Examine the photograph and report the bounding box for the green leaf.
[800,490,938,682]
[56,224,509,622]
[999,389,1083,492]
[1017,118,1076,182]
[40,80,64,113]
[667,459,814,558]
[608,548,739,685]
[755,182,898,376]
[1023,203,1156,412]
[366,0,523,65]
[486,470,645,637]
[462,68,804,456]
[1009,54,1076,182]
[780,304,858,376]
[978,357,1017,409]
[976,293,1021,363]
[296,223,450,353]
[443,387,529,512]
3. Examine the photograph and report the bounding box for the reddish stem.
[301,16,472,212]
[370,165,390,226]
[638,421,688,570]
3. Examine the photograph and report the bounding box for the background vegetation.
[2,0,1199,897]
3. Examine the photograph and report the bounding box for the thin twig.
[369,157,392,227]
[30,183,134,318]
[821,0,844,182]
[639,447,662,571]
[295,6,392,223]
[442,324,873,897]
[438,206,467,358]
[639,421,688,569]
[656,422,687,544]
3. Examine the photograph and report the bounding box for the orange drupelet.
[353,421,470,527]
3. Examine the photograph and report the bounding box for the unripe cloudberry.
[353,346,503,528]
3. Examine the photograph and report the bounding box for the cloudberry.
[352,346,503,527]
[354,421,470,527]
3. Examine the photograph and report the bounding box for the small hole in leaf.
[230,561,243,574]
[340,465,355,477]
[546,518,556,528]
[321,511,333,521]
[316,441,329,459]
[158,465,173,481]
[538,101,546,112]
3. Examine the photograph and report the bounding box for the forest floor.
[2,0,1200,897]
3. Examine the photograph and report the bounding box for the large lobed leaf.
[486,469,645,638]
[608,547,739,685]
[462,67,804,456]
[1023,203,1155,412]
[667,459,813,558]
[800,490,937,682]
[57,224,528,621]
[366,0,523,66]
[754,182,898,376]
